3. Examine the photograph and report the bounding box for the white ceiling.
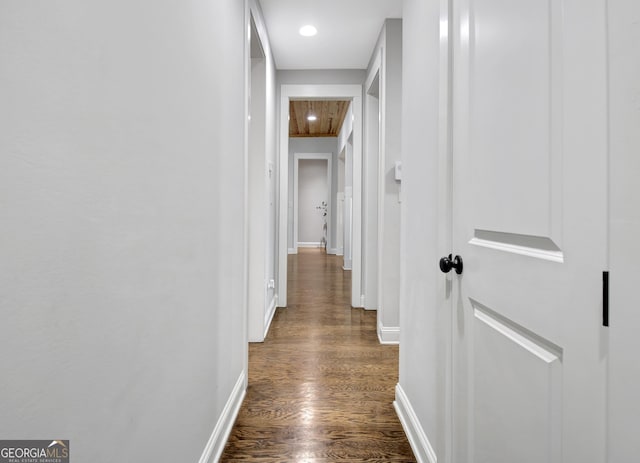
[258,0,403,70]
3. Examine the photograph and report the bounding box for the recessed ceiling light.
[307,115,317,121]
[299,25,317,37]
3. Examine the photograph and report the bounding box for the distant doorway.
[278,85,363,308]
[293,154,332,253]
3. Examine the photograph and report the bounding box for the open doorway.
[246,11,277,343]
[277,85,363,308]
[293,154,332,252]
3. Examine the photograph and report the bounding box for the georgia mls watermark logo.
[0,440,69,463]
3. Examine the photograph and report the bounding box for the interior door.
[450,0,609,462]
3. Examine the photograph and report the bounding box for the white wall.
[365,19,403,343]
[278,70,366,87]
[396,0,449,461]
[262,9,278,340]
[288,138,339,250]
[0,1,247,461]
[247,0,278,343]
[297,159,329,245]
[337,106,354,269]
[338,101,355,154]
[363,73,380,313]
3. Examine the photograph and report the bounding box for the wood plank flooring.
[220,248,416,462]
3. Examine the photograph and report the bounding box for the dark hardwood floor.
[220,248,416,462]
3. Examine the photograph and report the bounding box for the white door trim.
[293,153,332,253]
[364,50,382,314]
[607,0,640,459]
[278,84,363,308]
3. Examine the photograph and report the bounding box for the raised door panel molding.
[471,300,562,463]
[468,0,563,246]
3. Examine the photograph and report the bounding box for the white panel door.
[450,0,609,462]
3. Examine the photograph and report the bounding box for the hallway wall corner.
[394,384,438,463]
[198,371,247,463]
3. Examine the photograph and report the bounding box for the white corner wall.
[338,102,355,154]
[338,103,355,269]
[365,19,403,344]
[396,0,450,462]
[247,0,278,343]
[0,2,247,461]
[363,69,380,314]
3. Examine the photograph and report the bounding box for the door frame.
[363,53,381,312]
[607,0,640,458]
[278,84,363,308]
[292,153,332,252]
[246,7,270,343]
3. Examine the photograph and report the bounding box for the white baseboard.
[328,247,338,255]
[297,241,322,248]
[377,322,400,344]
[198,371,246,463]
[288,247,296,254]
[394,383,438,463]
[263,296,276,339]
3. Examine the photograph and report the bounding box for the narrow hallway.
[221,248,415,461]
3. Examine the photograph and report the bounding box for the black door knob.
[439,254,463,275]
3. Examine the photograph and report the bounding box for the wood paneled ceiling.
[289,100,350,138]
